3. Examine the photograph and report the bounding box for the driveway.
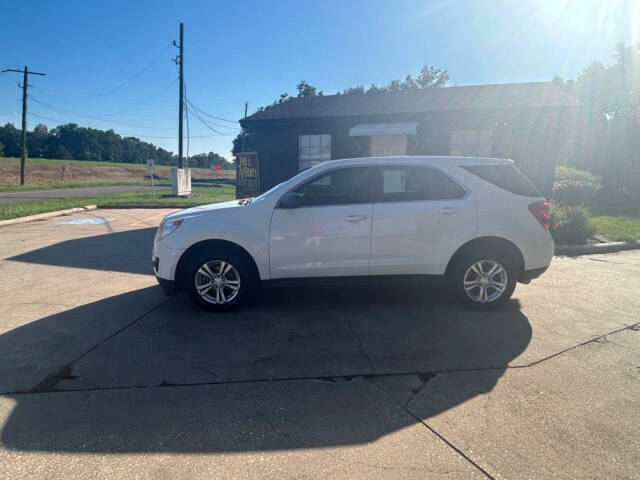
[0,209,638,479]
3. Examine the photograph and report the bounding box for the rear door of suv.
[369,164,476,276]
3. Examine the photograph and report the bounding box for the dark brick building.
[240,81,580,197]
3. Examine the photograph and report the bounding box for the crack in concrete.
[6,316,637,397]
[586,257,624,264]
[164,348,218,380]
[365,376,496,479]
[405,372,438,408]
[256,405,462,475]
[26,365,72,393]
[7,297,172,395]
[345,316,375,373]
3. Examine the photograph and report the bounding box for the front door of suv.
[370,165,475,275]
[269,166,374,279]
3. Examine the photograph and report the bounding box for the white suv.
[153,156,553,311]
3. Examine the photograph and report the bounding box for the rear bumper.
[519,265,549,284]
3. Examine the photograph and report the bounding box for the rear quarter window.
[462,165,541,197]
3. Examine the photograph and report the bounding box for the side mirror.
[279,192,304,209]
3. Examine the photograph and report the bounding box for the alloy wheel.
[463,260,508,303]
[194,260,241,305]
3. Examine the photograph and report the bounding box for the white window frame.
[450,130,493,157]
[299,134,331,170]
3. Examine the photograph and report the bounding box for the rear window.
[462,164,541,197]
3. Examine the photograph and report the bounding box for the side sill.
[262,274,443,288]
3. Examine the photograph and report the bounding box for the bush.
[550,204,596,245]
[552,166,602,206]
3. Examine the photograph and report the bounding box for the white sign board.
[147,159,155,172]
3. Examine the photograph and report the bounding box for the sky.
[0,0,637,160]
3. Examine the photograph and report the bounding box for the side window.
[462,165,541,197]
[291,167,371,207]
[379,166,466,202]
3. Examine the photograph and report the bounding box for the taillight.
[529,201,550,230]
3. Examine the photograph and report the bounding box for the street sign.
[147,159,155,199]
[235,152,260,198]
[215,164,222,171]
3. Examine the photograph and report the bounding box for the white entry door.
[269,166,374,279]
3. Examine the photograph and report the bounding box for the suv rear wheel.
[450,253,517,310]
[185,251,257,312]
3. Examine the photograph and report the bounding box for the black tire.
[449,250,517,310]
[184,249,257,312]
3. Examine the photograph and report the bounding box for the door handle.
[440,207,462,215]
[344,215,368,223]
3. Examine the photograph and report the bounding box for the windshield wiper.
[238,197,254,205]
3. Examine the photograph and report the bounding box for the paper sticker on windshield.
[58,218,114,225]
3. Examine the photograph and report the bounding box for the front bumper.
[156,275,178,297]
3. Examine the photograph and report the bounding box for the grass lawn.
[0,185,235,221]
[0,156,234,189]
[591,215,640,242]
[0,155,217,172]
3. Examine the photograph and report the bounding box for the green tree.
[233,65,450,155]
[559,43,640,206]
[415,66,450,88]
[296,81,317,97]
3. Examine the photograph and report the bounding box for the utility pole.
[241,100,248,152]
[2,66,46,185]
[173,23,184,169]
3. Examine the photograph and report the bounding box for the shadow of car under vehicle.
[1,280,531,453]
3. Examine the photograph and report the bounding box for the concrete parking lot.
[0,208,639,479]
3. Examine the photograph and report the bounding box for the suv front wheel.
[185,251,256,312]
[450,254,517,310]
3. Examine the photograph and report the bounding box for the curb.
[0,205,98,227]
[555,242,639,256]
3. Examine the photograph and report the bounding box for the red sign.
[214,164,222,171]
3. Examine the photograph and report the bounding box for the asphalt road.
[0,209,638,479]
[0,185,156,203]
[0,182,232,203]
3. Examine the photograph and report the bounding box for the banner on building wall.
[235,152,260,198]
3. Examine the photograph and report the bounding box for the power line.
[27,77,177,120]
[185,99,240,130]
[189,106,239,136]
[31,44,173,102]
[27,111,221,139]
[29,96,168,129]
[185,99,239,124]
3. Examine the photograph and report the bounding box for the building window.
[450,130,492,157]
[299,134,331,170]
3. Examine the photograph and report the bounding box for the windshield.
[252,166,321,203]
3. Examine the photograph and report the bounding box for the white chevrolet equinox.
[153,156,553,311]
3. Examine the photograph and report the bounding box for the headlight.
[157,219,183,239]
